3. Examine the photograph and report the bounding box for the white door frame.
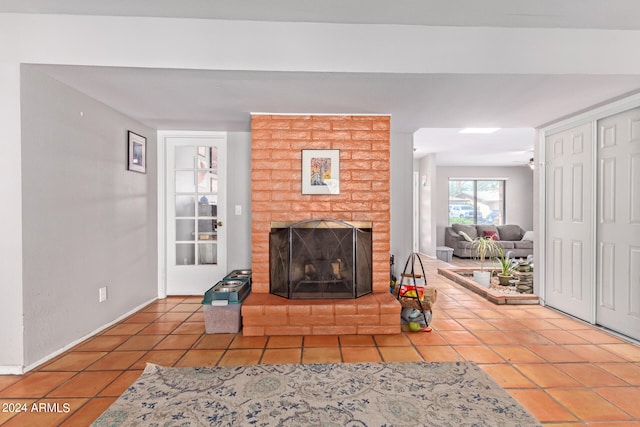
[538,92,640,325]
[413,171,420,253]
[157,130,227,298]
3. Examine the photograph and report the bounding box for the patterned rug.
[92,361,540,426]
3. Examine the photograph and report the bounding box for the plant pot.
[472,271,491,287]
[497,274,512,286]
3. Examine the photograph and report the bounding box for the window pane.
[176,219,195,241]
[197,146,218,170]
[478,180,504,225]
[176,171,195,193]
[449,179,505,225]
[449,180,476,225]
[197,197,216,218]
[197,195,218,218]
[197,146,218,193]
[198,219,217,241]
[198,170,218,193]
[175,146,196,169]
[175,195,196,217]
[198,243,217,265]
[176,244,195,265]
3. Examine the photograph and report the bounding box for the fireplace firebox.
[269,219,372,299]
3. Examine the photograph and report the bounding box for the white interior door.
[544,123,595,322]
[164,132,227,295]
[596,107,640,341]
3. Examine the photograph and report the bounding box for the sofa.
[444,223,533,259]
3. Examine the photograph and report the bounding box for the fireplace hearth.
[269,219,372,299]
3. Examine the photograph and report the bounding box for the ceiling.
[10,1,640,165]
[413,128,536,167]
[4,0,640,30]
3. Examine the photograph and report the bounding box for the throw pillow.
[521,231,534,242]
[483,230,500,241]
[497,225,522,241]
[458,231,473,242]
[476,225,500,239]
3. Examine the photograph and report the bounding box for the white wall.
[0,63,24,372]
[435,165,534,246]
[418,154,438,257]
[390,133,415,273]
[20,67,158,367]
[4,14,640,74]
[226,132,252,269]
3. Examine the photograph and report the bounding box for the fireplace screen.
[270,219,372,299]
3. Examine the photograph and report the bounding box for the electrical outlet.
[235,205,242,215]
[99,286,108,303]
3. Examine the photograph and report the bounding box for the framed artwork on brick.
[302,149,340,194]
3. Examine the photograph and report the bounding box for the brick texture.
[241,293,401,336]
[250,114,391,293]
[246,114,398,336]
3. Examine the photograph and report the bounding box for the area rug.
[92,361,541,426]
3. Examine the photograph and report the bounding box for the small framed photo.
[301,149,340,195]
[128,131,146,173]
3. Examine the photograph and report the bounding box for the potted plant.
[496,247,516,286]
[459,231,499,287]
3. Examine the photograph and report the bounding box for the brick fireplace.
[241,114,400,336]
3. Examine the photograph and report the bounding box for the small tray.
[202,278,251,304]
[224,269,252,282]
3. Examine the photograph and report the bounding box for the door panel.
[596,108,640,340]
[545,123,594,321]
[571,241,583,300]
[164,132,227,295]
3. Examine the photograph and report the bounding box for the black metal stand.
[395,252,432,327]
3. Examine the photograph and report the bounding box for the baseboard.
[0,365,25,375]
[20,297,158,374]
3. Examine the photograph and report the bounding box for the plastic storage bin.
[436,246,454,263]
[203,304,242,334]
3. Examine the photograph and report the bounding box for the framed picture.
[128,131,146,173]
[301,149,340,194]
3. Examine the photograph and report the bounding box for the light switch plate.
[99,286,108,302]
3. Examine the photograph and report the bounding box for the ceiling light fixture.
[459,128,500,134]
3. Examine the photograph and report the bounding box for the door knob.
[216,221,223,227]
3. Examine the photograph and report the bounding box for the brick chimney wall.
[250,114,391,294]
[242,114,399,336]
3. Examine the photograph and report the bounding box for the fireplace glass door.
[270,219,372,299]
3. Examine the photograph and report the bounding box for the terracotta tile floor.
[1,259,640,426]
